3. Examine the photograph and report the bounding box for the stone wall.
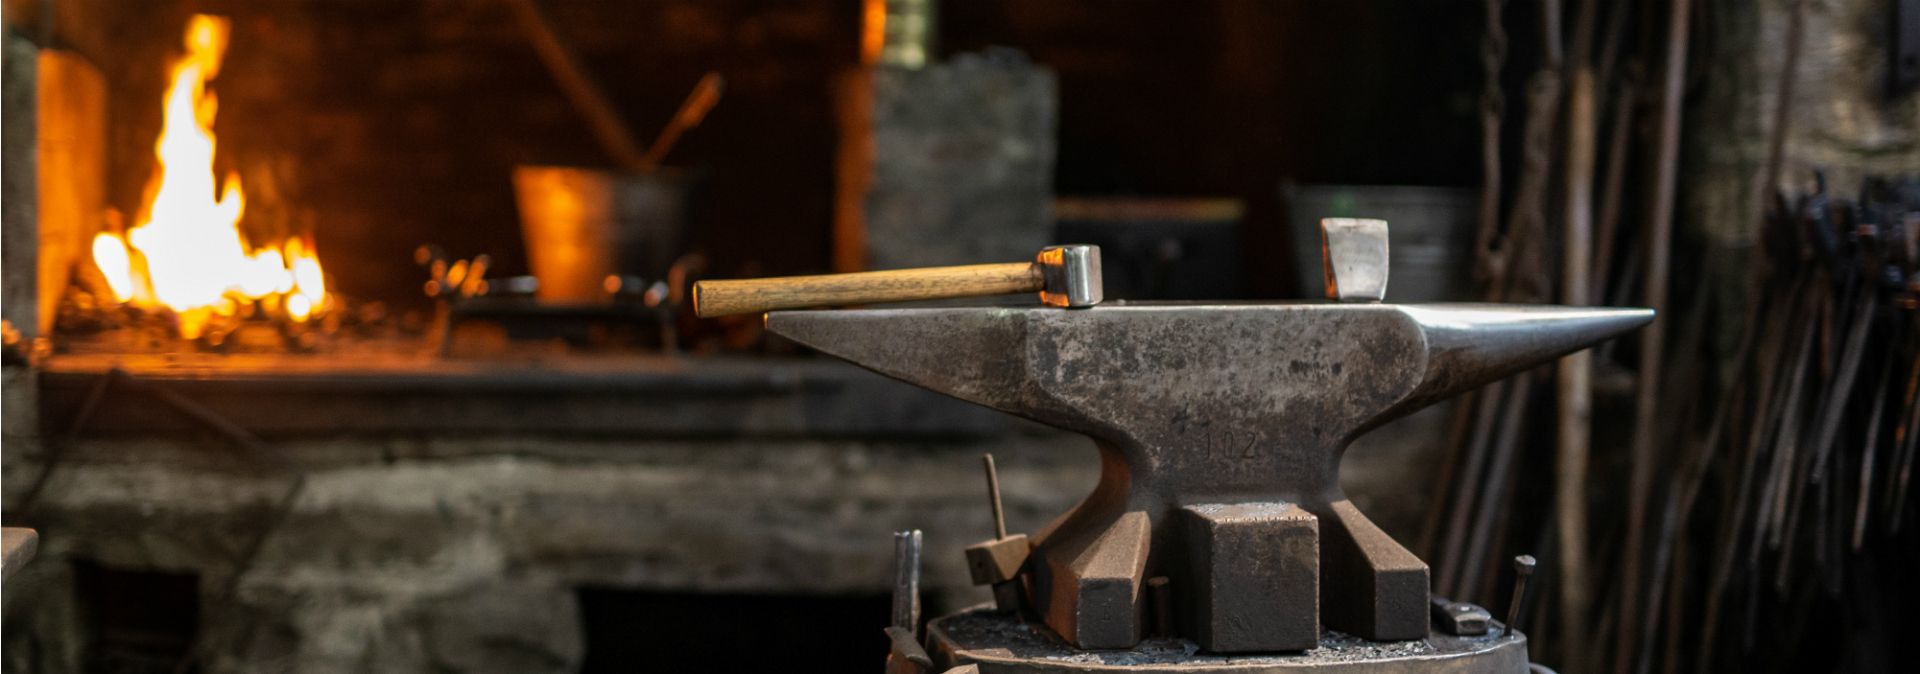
[3,29,37,340]
[1692,0,1920,247]
[0,378,1100,672]
[836,51,1057,272]
[1688,0,1920,345]
[0,359,1440,673]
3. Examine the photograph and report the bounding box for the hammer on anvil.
[741,221,1652,653]
[691,245,1102,317]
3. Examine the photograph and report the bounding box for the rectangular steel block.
[964,534,1029,585]
[1178,502,1319,652]
[1320,499,1429,641]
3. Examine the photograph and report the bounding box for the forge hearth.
[82,14,333,342]
[0,2,1488,672]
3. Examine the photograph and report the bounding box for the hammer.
[692,245,1102,318]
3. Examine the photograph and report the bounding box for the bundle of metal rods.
[1641,176,1920,674]
[1422,0,1919,672]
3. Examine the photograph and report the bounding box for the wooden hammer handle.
[694,263,1041,318]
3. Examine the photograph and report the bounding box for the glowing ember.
[90,15,327,339]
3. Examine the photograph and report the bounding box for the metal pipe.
[1558,0,1600,658]
[1617,0,1690,670]
[892,529,923,632]
[1507,554,1537,636]
[983,454,1008,540]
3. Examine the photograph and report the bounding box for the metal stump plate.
[928,607,1529,674]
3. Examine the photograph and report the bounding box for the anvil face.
[769,302,1651,652]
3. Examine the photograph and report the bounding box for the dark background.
[52,0,1481,307]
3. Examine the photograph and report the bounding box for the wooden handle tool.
[693,245,1102,318]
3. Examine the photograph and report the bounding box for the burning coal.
[90,15,326,340]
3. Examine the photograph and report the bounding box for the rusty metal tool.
[1890,341,1920,533]
[1430,596,1493,637]
[506,0,648,171]
[416,246,498,356]
[639,72,724,171]
[1506,554,1536,637]
[1559,0,1600,661]
[884,625,932,674]
[1,528,38,583]
[964,454,1029,614]
[893,529,923,632]
[1617,2,1692,669]
[692,245,1101,317]
[1146,576,1174,638]
[770,219,1651,653]
[886,529,932,674]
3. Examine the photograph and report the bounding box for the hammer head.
[1036,245,1103,308]
[1320,218,1389,302]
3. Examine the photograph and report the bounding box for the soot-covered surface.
[930,606,1526,671]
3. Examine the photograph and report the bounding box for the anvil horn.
[1388,304,1657,419]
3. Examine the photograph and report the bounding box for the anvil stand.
[794,220,1652,673]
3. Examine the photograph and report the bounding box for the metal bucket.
[511,166,687,302]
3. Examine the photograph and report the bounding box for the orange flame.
[91,15,326,339]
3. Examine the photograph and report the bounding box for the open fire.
[89,15,327,340]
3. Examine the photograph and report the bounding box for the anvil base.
[928,606,1530,674]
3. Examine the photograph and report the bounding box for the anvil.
[769,301,1651,652]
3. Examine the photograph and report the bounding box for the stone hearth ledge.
[36,353,1008,438]
[3,355,1095,672]
[2,351,1433,673]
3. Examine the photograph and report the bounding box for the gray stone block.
[858,50,1057,270]
[3,30,38,339]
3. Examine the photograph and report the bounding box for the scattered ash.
[933,606,1516,668]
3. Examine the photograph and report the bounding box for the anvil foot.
[1178,502,1319,652]
[1319,500,1428,641]
[1033,511,1151,649]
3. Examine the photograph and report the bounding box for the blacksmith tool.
[1319,218,1390,301]
[1506,554,1536,637]
[2,528,38,583]
[638,72,724,171]
[1430,595,1494,637]
[758,219,1650,665]
[885,530,933,674]
[691,245,1101,317]
[965,454,1029,614]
